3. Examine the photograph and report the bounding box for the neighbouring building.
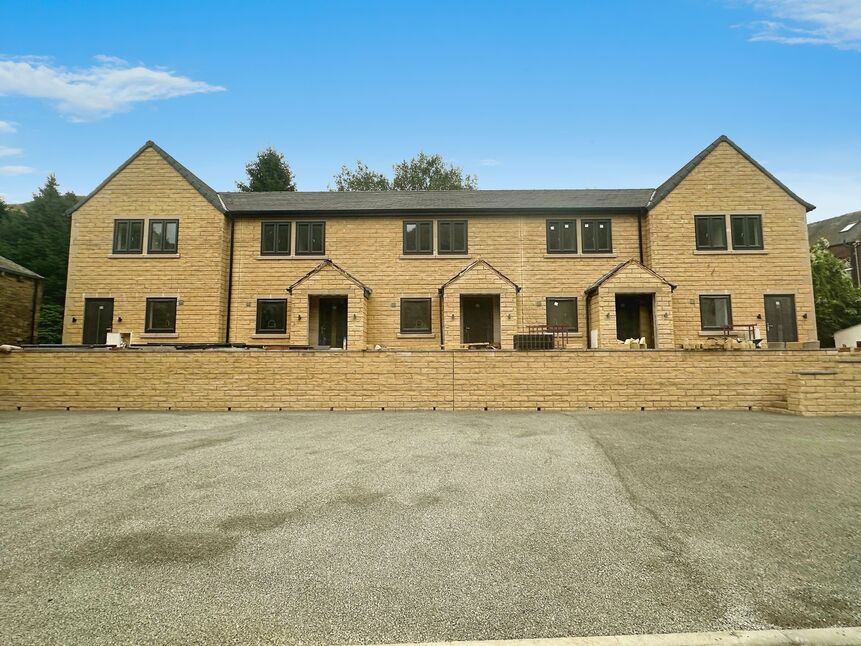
[62,135,817,349]
[0,255,42,345]
[808,210,861,288]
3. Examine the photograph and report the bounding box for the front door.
[615,294,641,341]
[83,298,114,344]
[764,295,797,343]
[318,296,348,348]
[461,295,495,345]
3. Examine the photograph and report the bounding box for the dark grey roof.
[66,141,225,216]
[218,188,654,215]
[585,259,676,295]
[647,135,815,213]
[808,210,861,246]
[0,255,42,280]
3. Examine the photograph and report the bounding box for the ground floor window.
[256,299,287,334]
[546,297,578,331]
[400,298,432,333]
[700,295,732,330]
[145,298,177,333]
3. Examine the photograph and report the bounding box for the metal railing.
[514,325,571,350]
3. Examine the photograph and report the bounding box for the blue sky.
[0,0,859,221]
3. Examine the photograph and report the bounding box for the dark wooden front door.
[461,296,495,344]
[615,294,641,341]
[83,298,114,344]
[764,295,797,343]
[318,296,348,348]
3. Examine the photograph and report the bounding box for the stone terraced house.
[62,135,817,350]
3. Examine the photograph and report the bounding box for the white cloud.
[0,55,225,121]
[0,120,16,133]
[479,158,502,167]
[743,1,861,51]
[0,145,21,157]
[0,165,34,175]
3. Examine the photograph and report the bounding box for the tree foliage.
[237,147,296,192]
[36,303,64,344]
[810,238,861,347]
[0,175,77,306]
[332,161,391,191]
[332,153,477,191]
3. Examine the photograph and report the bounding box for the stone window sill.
[399,255,471,260]
[397,333,437,339]
[256,255,328,261]
[139,333,179,339]
[543,253,616,259]
[251,334,290,339]
[698,330,729,336]
[108,254,180,259]
[693,250,767,256]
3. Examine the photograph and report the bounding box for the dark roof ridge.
[66,141,224,216]
[648,135,815,212]
[0,254,43,280]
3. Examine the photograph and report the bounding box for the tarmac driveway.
[0,410,859,645]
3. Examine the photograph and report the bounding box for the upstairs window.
[261,222,291,255]
[438,220,468,255]
[400,298,432,334]
[256,299,287,334]
[403,221,433,255]
[695,215,727,251]
[145,297,177,333]
[546,297,578,332]
[731,215,763,250]
[113,219,144,254]
[581,219,612,253]
[546,220,577,253]
[148,219,179,254]
[700,295,732,330]
[296,222,325,255]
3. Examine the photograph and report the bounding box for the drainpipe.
[30,278,40,344]
[438,288,445,349]
[585,292,592,349]
[224,217,235,344]
[637,209,645,265]
[853,242,861,288]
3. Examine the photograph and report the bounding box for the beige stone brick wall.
[645,141,816,346]
[0,348,844,414]
[0,273,41,345]
[229,215,643,349]
[786,359,861,416]
[62,148,230,344]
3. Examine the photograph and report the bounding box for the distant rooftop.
[808,210,861,245]
[0,255,42,280]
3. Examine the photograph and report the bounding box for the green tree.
[0,196,8,222]
[0,175,77,306]
[237,147,296,191]
[332,161,391,191]
[331,153,477,191]
[36,303,64,344]
[810,238,861,347]
[392,152,477,191]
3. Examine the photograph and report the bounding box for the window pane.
[297,222,325,254]
[453,222,466,252]
[700,296,731,329]
[146,299,176,332]
[163,221,178,252]
[257,299,287,333]
[732,215,763,249]
[114,221,128,251]
[261,223,275,253]
[561,221,576,251]
[404,223,417,252]
[709,218,726,248]
[419,222,432,252]
[439,221,466,253]
[276,223,290,253]
[129,221,143,252]
[546,298,578,331]
[150,221,163,250]
[438,222,451,251]
[400,298,431,333]
[404,221,431,253]
[547,221,561,251]
[582,220,611,252]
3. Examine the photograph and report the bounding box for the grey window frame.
[699,295,733,330]
[546,219,577,253]
[260,221,292,256]
[695,215,728,251]
[581,218,612,253]
[255,298,288,334]
[399,298,432,334]
[545,297,579,332]
[403,221,433,255]
[147,219,179,254]
[731,214,763,250]
[112,219,144,254]
[296,221,325,256]
[437,220,468,255]
[144,297,177,333]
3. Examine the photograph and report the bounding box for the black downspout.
[224,217,235,344]
[585,292,592,349]
[438,289,445,349]
[637,208,645,265]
